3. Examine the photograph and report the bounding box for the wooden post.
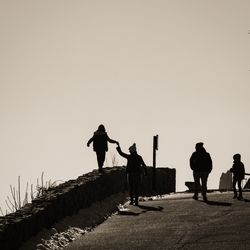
[153,135,158,191]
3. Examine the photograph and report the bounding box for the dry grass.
[0,172,63,216]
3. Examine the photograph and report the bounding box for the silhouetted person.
[190,142,212,202]
[230,154,245,200]
[87,124,118,173]
[116,143,147,206]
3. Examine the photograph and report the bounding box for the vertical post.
[153,135,158,191]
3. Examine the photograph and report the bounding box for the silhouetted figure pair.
[87,124,118,173]
[87,124,147,206]
[230,154,245,200]
[190,142,213,202]
[116,143,147,206]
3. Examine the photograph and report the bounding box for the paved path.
[65,192,250,250]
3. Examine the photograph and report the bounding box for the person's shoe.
[203,196,208,202]
[238,196,243,200]
[233,195,237,199]
[134,201,139,206]
[192,195,198,200]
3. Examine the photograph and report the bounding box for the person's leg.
[200,172,209,201]
[128,174,134,204]
[134,174,140,206]
[232,178,237,198]
[238,180,243,199]
[96,151,105,172]
[193,171,200,199]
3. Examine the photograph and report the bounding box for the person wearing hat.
[230,154,245,200]
[87,124,119,173]
[190,142,213,202]
[116,143,147,206]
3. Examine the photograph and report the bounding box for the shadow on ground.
[197,200,232,206]
[137,205,164,211]
[118,205,163,216]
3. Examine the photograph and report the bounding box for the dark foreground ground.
[65,192,250,250]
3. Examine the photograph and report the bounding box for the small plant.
[35,172,60,198]
[4,176,25,214]
[0,206,4,217]
[110,151,119,167]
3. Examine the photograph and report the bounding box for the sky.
[0,0,250,212]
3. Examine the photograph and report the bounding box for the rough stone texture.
[0,166,175,250]
[243,178,250,189]
[185,181,201,192]
[140,167,176,195]
[219,171,233,191]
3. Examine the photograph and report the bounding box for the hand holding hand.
[116,144,120,150]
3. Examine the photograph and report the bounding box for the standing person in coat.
[190,142,213,202]
[116,143,147,206]
[87,124,119,173]
[230,154,245,200]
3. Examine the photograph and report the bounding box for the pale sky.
[0,0,250,212]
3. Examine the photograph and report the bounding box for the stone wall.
[219,171,233,191]
[0,166,175,250]
[140,167,176,195]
